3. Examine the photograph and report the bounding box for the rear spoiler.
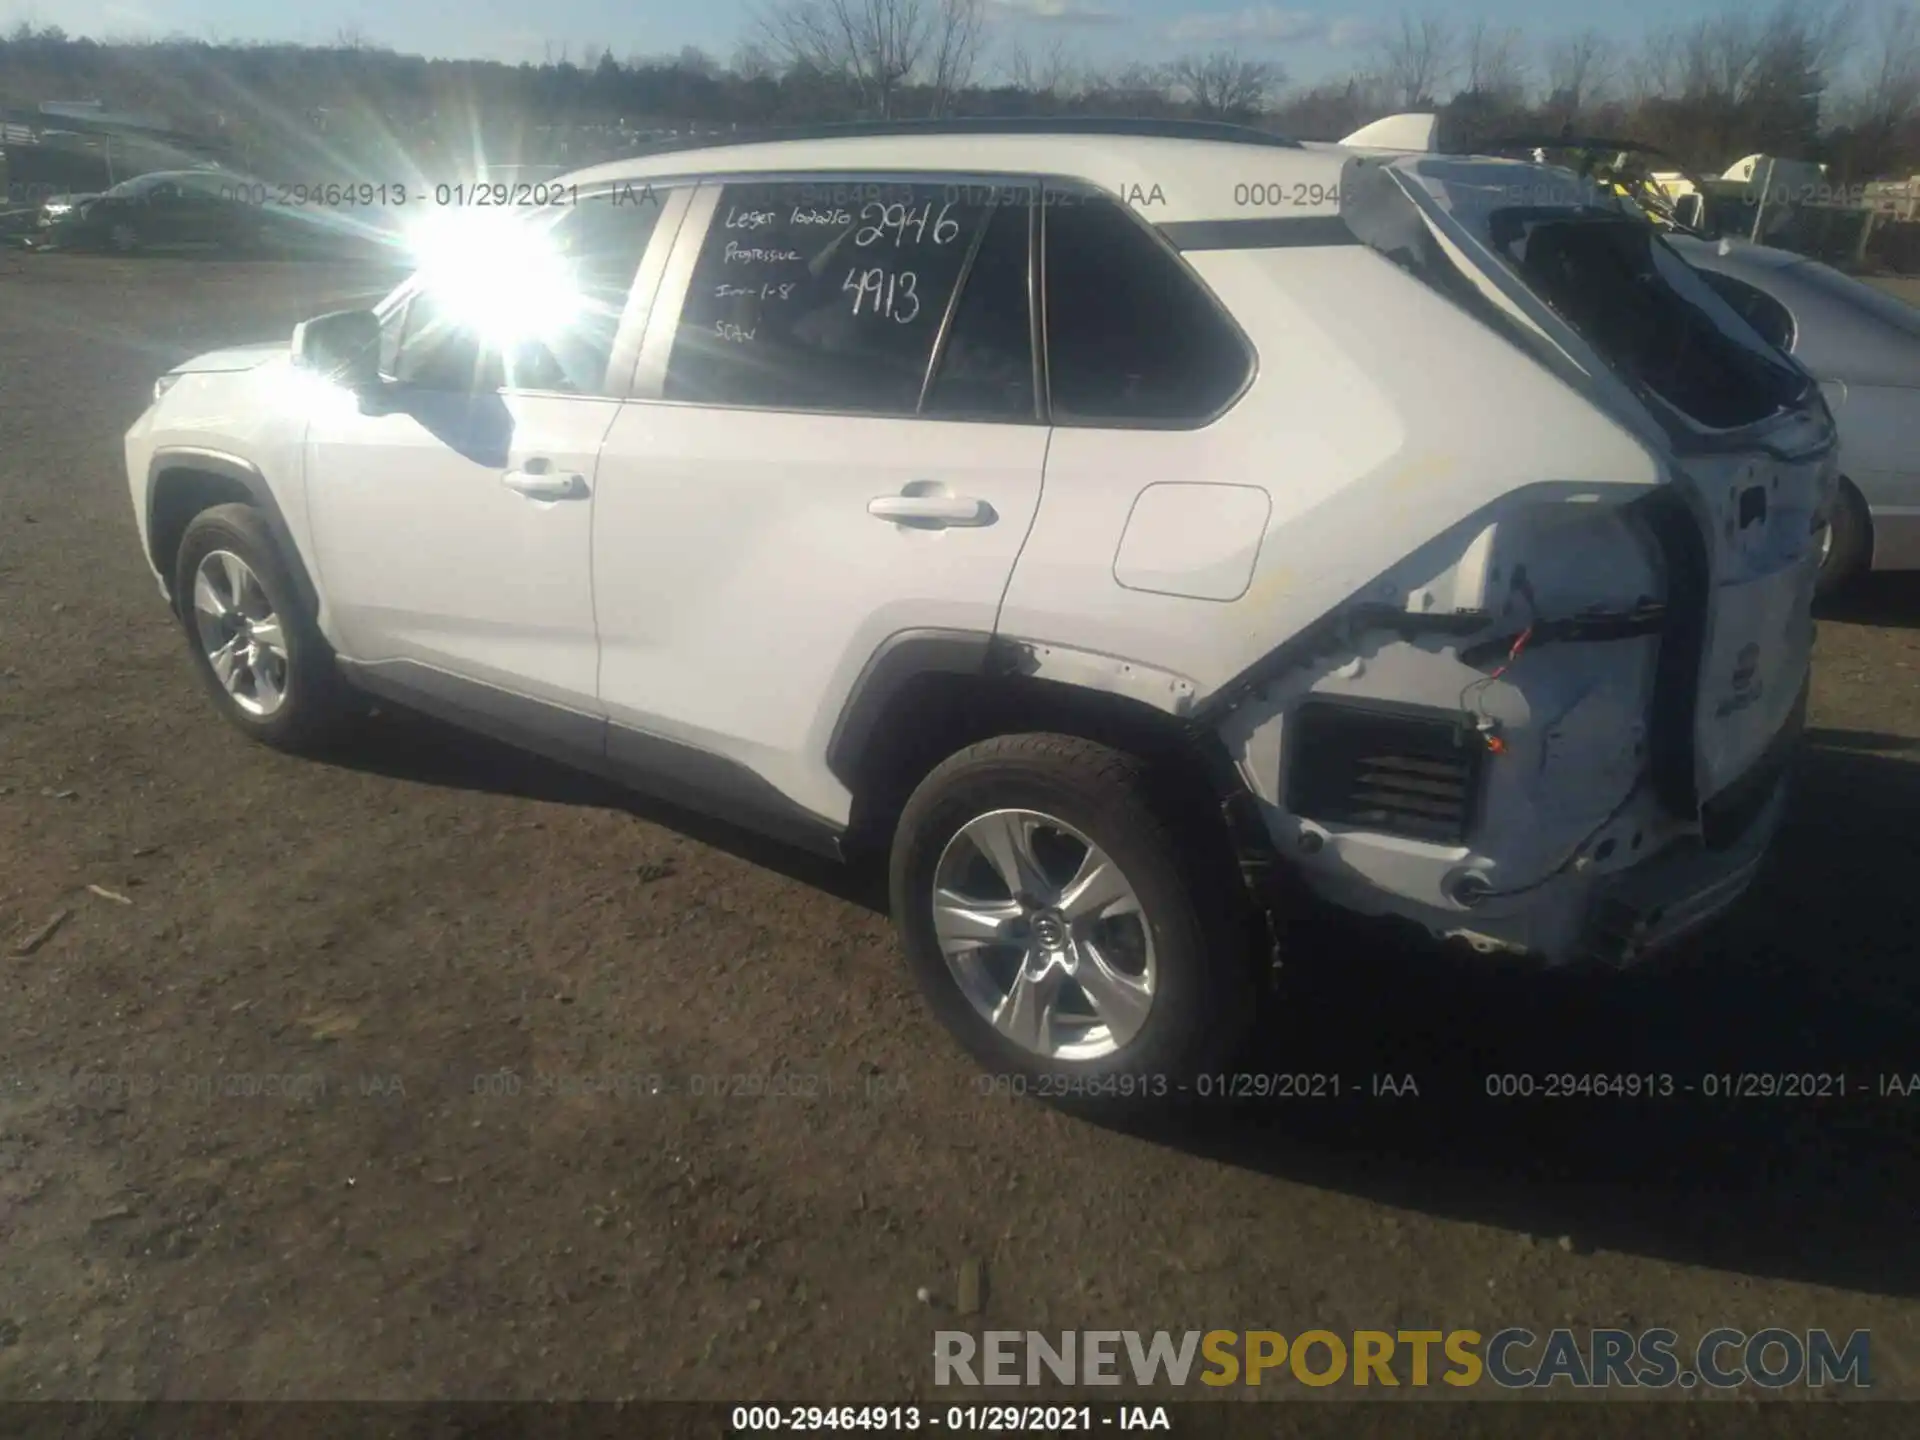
[1338,113,1439,153]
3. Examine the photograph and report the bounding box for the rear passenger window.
[664,181,993,414]
[1043,195,1252,424]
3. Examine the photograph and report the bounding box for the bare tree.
[1461,21,1526,101]
[1164,53,1284,120]
[1375,14,1455,108]
[755,0,982,118]
[1003,35,1079,100]
[732,40,781,81]
[926,0,984,116]
[1545,27,1609,119]
[1853,0,1920,129]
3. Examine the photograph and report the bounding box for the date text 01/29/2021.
[728,1405,1171,1432]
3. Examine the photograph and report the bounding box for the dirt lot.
[0,251,1917,1410]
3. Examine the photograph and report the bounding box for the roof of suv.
[562,119,1359,226]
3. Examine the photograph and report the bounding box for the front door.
[304,190,676,711]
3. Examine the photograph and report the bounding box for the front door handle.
[503,464,589,501]
[867,493,995,527]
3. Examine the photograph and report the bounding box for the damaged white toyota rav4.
[126,118,1835,1088]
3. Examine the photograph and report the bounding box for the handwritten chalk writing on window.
[853,201,962,250]
[714,322,756,343]
[842,267,921,324]
[723,241,804,265]
[723,207,780,230]
[790,207,853,227]
[715,281,799,301]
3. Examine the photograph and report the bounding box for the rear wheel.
[173,504,355,753]
[1817,479,1871,598]
[889,733,1256,1100]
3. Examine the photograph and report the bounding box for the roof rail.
[612,116,1303,159]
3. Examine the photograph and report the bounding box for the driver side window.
[376,190,668,396]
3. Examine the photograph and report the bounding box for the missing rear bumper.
[1577,773,1788,966]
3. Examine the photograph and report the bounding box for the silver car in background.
[1668,235,1920,594]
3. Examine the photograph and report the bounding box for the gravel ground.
[0,251,1916,1411]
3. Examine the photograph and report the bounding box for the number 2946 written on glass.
[853,200,962,249]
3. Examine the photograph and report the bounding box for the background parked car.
[31,169,263,254]
[1670,234,1920,594]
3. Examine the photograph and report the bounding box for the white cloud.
[1165,6,1375,47]
[986,0,1129,26]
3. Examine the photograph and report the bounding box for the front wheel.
[888,733,1256,1098]
[107,220,141,254]
[173,504,355,753]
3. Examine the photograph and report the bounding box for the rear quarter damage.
[1001,182,1829,966]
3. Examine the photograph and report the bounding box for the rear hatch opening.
[1336,154,1837,830]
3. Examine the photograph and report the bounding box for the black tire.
[1817,478,1872,599]
[888,733,1257,1101]
[172,503,356,753]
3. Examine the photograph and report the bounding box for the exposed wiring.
[1458,568,1539,743]
[1474,776,1650,902]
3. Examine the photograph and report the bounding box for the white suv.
[126,118,1836,1089]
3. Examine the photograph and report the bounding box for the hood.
[167,342,289,376]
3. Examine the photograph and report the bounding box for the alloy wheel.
[190,549,290,718]
[930,808,1157,1062]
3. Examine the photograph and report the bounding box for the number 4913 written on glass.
[843,267,921,324]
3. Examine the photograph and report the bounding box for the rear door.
[1342,154,1837,812]
[590,176,1048,824]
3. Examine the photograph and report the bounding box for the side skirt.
[337,658,846,860]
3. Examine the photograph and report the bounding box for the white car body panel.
[125,125,1836,967]
[303,394,618,707]
[591,404,1047,825]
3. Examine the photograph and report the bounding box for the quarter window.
[1042,194,1253,424]
[663,180,996,414]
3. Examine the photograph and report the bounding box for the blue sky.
[1,0,1762,86]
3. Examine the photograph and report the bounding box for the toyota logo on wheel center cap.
[1030,911,1069,951]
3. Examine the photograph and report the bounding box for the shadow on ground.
[1120,729,1920,1300]
[1818,571,1920,630]
[325,705,887,911]
[324,705,1920,1299]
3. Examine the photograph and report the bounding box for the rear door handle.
[867,494,995,527]
[503,465,589,501]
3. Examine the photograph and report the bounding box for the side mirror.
[291,308,381,392]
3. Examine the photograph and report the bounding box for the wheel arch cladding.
[831,633,1244,862]
[146,451,318,618]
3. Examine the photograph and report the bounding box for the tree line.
[3,1,1918,185]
